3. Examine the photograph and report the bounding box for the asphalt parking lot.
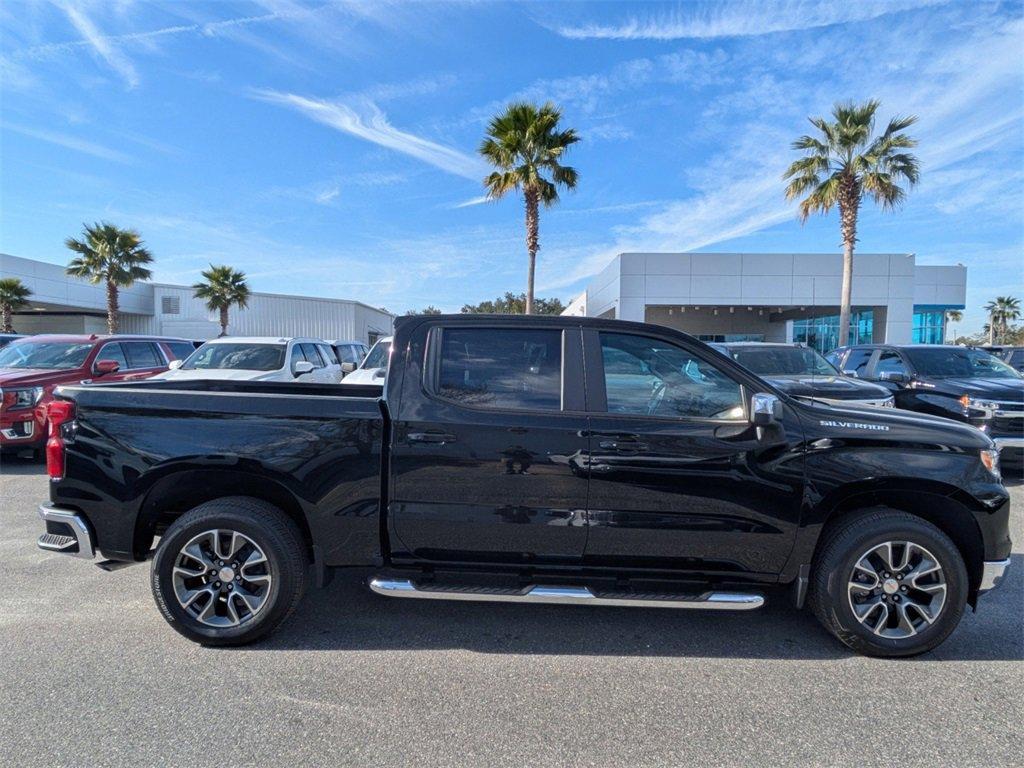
[1,457,1021,768]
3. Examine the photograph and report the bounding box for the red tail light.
[45,400,75,480]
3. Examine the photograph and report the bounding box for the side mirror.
[167,360,183,370]
[293,360,315,377]
[341,362,356,374]
[372,368,386,379]
[750,392,782,426]
[879,371,908,384]
[94,359,120,376]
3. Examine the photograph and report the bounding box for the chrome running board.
[368,577,764,611]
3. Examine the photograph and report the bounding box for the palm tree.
[65,222,153,334]
[193,265,250,337]
[985,296,1021,344]
[784,100,919,347]
[480,102,579,314]
[0,278,32,333]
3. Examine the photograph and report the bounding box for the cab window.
[123,341,162,369]
[95,342,128,371]
[840,348,873,377]
[599,332,744,419]
[436,328,562,411]
[873,350,908,378]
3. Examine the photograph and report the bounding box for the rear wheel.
[809,508,967,657]
[151,497,308,646]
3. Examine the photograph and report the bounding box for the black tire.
[809,507,968,657]
[151,497,308,646]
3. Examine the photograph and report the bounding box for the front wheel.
[809,508,968,657]
[151,497,308,646]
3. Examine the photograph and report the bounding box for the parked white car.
[329,339,369,377]
[339,336,391,385]
[156,337,343,383]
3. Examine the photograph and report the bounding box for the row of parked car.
[0,332,393,455]
[1,328,1021,460]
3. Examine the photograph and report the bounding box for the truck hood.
[922,377,1024,401]
[803,399,994,450]
[153,369,288,382]
[766,374,891,400]
[0,368,83,388]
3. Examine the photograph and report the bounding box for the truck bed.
[50,378,388,565]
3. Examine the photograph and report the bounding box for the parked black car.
[37,316,1011,657]
[992,346,1024,373]
[826,344,1024,457]
[711,342,894,408]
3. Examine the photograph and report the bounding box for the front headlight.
[0,386,44,410]
[882,397,895,407]
[961,395,998,416]
[980,448,1001,481]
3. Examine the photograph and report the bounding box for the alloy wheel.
[171,529,273,628]
[847,540,947,639]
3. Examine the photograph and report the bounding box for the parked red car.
[0,334,197,454]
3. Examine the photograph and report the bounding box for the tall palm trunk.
[988,316,996,345]
[524,187,540,315]
[219,306,229,337]
[837,176,860,346]
[105,280,119,334]
[2,303,12,334]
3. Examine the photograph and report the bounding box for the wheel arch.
[813,483,986,605]
[134,469,314,562]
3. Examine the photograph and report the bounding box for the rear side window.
[297,343,326,368]
[437,328,562,411]
[841,348,873,377]
[123,341,163,369]
[166,341,196,361]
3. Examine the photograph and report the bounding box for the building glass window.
[792,311,874,355]
[695,333,765,343]
[912,310,946,344]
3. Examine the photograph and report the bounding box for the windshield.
[728,346,837,376]
[361,339,391,370]
[0,341,93,370]
[903,347,1022,379]
[182,343,286,372]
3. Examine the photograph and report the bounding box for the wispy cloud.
[252,90,487,180]
[545,0,946,41]
[452,195,490,209]
[57,2,139,88]
[315,187,341,205]
[2,122,132,163]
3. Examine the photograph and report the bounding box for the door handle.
[408,431,457,444]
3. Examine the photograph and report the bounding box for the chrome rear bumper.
[37,504,95,559]
[979,558,1010,594]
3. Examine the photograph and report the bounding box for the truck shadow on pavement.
[257,552,1023,661]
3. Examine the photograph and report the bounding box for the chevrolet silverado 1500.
[37,315,1011,656]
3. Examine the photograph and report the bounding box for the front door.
[388,324,589,565]
[583,329,805,579]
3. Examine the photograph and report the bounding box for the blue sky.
[1,1,1021,333]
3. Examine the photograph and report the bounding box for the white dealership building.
[563,252,967,353]
[0,254,393,344]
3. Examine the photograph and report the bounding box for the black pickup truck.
[37,315,1011,657]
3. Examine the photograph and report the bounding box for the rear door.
[388,322,590,565]
[582,328,805,578]
[120,341,169,380]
